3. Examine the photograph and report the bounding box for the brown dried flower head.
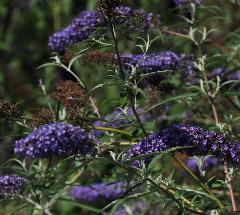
[52,80,91,127]
[0,100,22,122]
[83,50,116,66]
[52,80,90,109]
[67,108,92,128]
[96,0,122,21]
[27,109,55,129]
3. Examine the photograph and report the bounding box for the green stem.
[109,21,148,136]
[46,156,53,172]
[146,177,184,212]
[55,101,61,121]
[196,43,235,211]
[94,126,132,136]
[128,89,148,137]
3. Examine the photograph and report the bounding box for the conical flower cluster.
[127,124,239,166]
[14,122,97,159]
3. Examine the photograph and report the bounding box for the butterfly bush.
[208,68,240,89]
[0,176,26,199]
[121,52,193,73]
[120,52,194,85]
[3,0,240,214]
[48,6,160,53]
[14,122,97,158]
[68,182,126,205]
[48,11,100,53]
[127,132,167,166]
[127,124,240,166]
[114,6,160,30]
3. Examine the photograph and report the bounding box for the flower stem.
[109,21,148,137]
[197,44,237,211]
[161,28,190,40]
[94,126,132,136]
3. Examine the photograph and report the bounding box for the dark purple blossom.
[48,7,160,53]
[48,11,100,53]
[213,68,240,82]
[209,68,240,92]
[228,71,240,80]
[68,182,125,205]
[207,68,240,82]
[127,132,167,166]
[120,52,194,86]
[209,68,228,79]
[186,156,219,174]
[14,122,97,159]
[161,124,225,156]
[127,124,239,166]
[190,67,240,86]
[0,176,25,199]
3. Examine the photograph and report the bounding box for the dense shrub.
[1,0,240,214]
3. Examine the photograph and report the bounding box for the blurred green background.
[0,0,174,104]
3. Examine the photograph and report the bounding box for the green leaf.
[36,62,61,70]
[174,186,215,200]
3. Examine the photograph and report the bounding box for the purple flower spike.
[48,11,101,53]
[0,176,26,199]
[48,7,160,53]
[127,132,167,166]
[120,52,194,86]
[14,123,97,159]
[68,182,125,205]
[127,124,239,166]
[114,6,160,31]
